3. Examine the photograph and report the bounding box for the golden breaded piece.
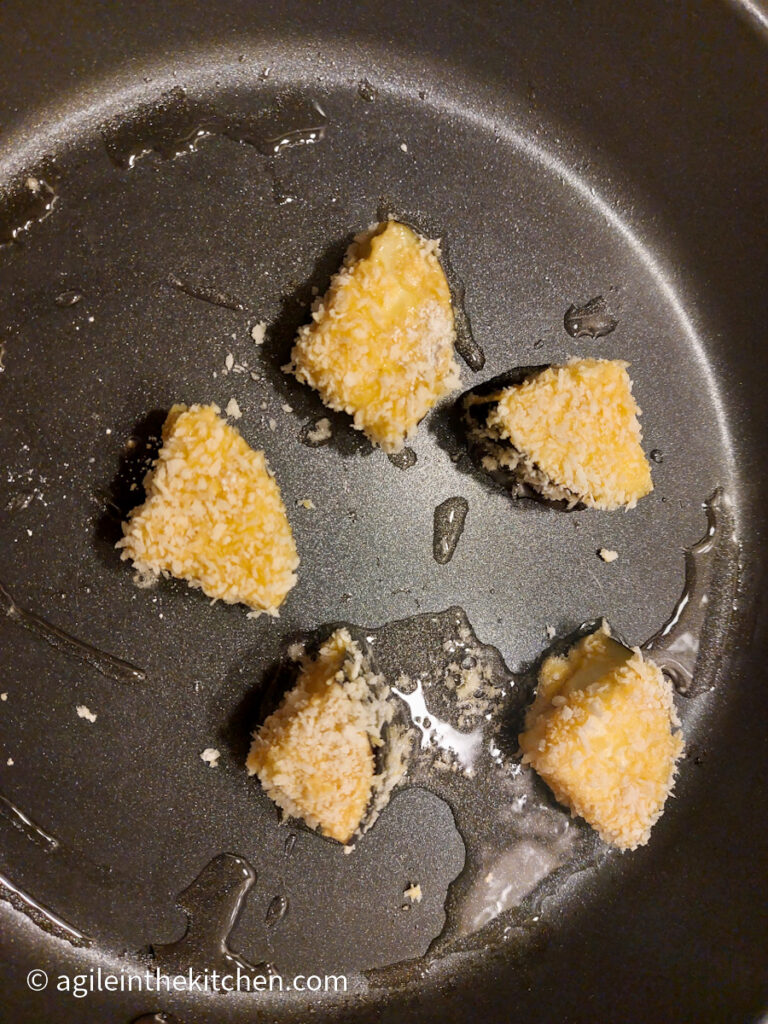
[286,220,460,453]
[117,403,298,615]
[483,359,653,510]
[519,623,683,850]
[247,629,403,844]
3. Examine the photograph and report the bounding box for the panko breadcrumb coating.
[286,220,460,453]
[117,403,298,615]
[464,359,653,510]
[519,623,683,850]
[247,629,408,844]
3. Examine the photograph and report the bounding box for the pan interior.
[0,47,740,994]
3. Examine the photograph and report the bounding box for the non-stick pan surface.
[1,2,767,1022]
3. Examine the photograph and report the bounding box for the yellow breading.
[117,404,298,615]
[487,359,653,510]
[519,623,683,850]
[247,630,383,843]
[286,220,460,453]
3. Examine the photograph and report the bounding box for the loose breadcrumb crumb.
[200,747,221,768]
[599,548,619,562]
[305,418,332,445]
[6,758,13,767]
[225,397,242,419]
[297,498,315,510]
[0,693,7,702]
[76,705,97,723]
[404,882,422,903]
[251,321,267,345]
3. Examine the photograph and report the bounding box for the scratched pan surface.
[1,1,767,1022]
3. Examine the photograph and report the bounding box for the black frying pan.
[1,2,767,1022]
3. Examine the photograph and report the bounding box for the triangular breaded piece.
[520,624,684,850]
[486,359,652,510]
[287,220,460,453]
[117,403,298,614]
[247,630,383,843]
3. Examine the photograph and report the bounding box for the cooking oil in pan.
[450,276,485,371]
[0,793,60,852]
[54,289,84,307]
[0,580,145,682]
[432,496,469,564]
[0,870,91,947]
[0,172,58,245]
[262,119,326,156]
[642,488,738,696]
[101,86,327,168]
[132,1013,180,1024]
[265,894,289,928]
[391,677,484,771]
[387,447,417,470]
[563,294,618,338]
[152,853,263,975]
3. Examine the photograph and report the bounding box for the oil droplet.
[387,447,417,470]
[358,79,378,102]
[0,793,60,851]
[102,87,208,167]
[433,497,469,564]
[451,280,485,371]
[265,894,289,927]
[165,274,247,312]
[132,1015,181,1024]
[0,580,146,682]
[264,124,325,155]
[0,174,58,245]
[563,295,618,339]
[650,448,664,464]
[54,290,84,307]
